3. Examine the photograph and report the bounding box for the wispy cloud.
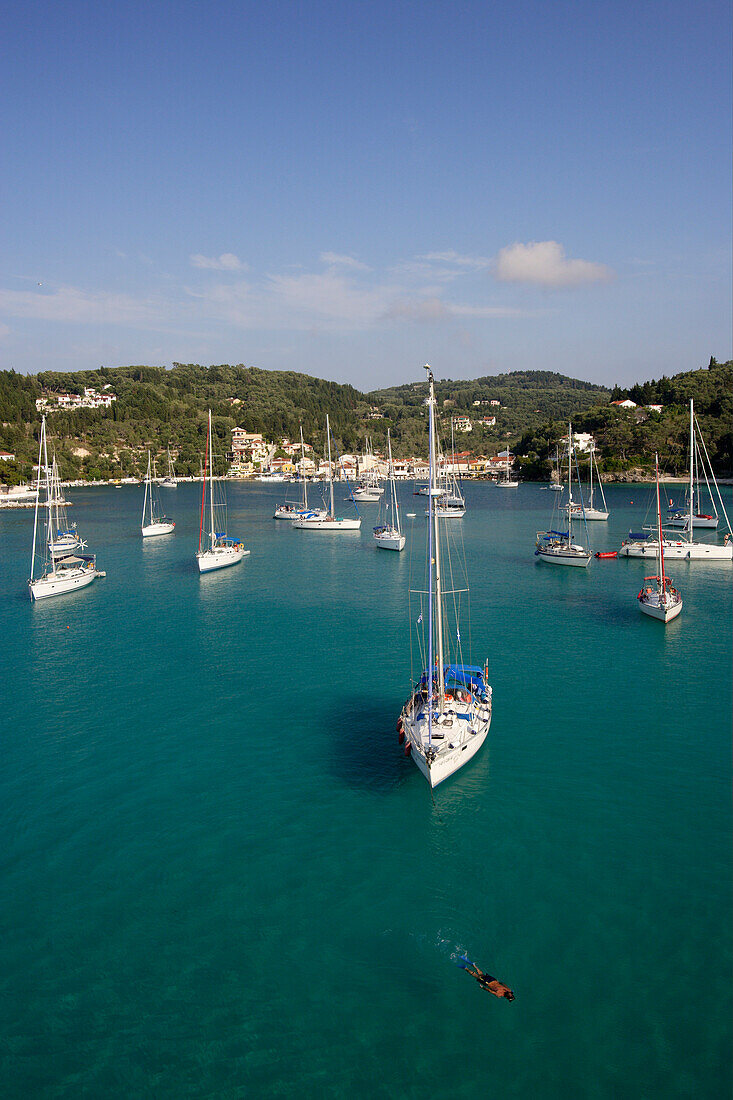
[418,250,492,270]
[495,241,612,288]
[320,252,371,271]
[190,252,245,271]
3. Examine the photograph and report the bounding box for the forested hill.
[371,370,609,433]
[0,359,729,482]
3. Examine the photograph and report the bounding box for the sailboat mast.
[687,399,694,544]
[30,418,45,582]
[428,373,445,709]
[208,411,215,551]
[589,441,594,508]
[566,423,573,545]
[655,453,666,592]
[198,417,209,553]
[388,428,400,534]
[326,415,334,518]
[426,369,434,746]
[143,451,150,526]
[300,423,308,509]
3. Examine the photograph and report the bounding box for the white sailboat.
[535,424,591,566]
[496,447,518,488]
[666,403,720,528]
[637,454,683,623]
[196,410,249,572]
[549,446,564,490]
[142,452,175,537]
[274,426,328,520]
[28,418,99,600]
[619,400,732,560]
[374,429,405,550]
[160,446,178,488]
[398,366,492,787]
[433,418,465,517]
[349,438,383,501]
[293,416,361,531]
[571,441,609,520]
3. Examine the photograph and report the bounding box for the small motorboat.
[595,551,618,559]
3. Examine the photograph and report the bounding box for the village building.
[0,450,16,461]
[452,416,473,433]
[610,399,637,408]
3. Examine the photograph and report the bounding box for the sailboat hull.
[667,515,718,528]
[536,547,591,566]
[293,516,361,530]
[407,718,491,788]
[197,546,249,572]
[639,595,683,622]
[621,542,732,560]
[142,521,175,537]
[374,531,405,550]
[572,507,608,521]
[29,564,97,600]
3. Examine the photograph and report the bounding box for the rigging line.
[694,414,731,532]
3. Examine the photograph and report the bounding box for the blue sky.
[1,0,730,388]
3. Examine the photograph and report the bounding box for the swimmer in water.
[460,957,515,1000]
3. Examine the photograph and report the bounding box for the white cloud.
[320,252,371,271]
[418,250,492,270]
[495,241,612,288]
[190,252,244,271]
[0,285,168,325]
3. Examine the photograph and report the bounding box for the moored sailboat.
[28,418,99,601]
[638,454,683,622]
[142,452,175,537]
[535,425,591,566]
[196,410,249,572]
[619,400,732,560]
[571,440,609,520]
[293,416,361,531]
[274,426,327,520]
[398,367,492,787]
[374,429,405,550]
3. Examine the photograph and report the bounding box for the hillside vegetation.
[0,359,729,483]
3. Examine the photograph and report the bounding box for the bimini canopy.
[420,664,485,690]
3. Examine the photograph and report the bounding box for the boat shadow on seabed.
[326,694,414,794]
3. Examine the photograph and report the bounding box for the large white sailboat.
[293,416,361,531]
[28,417,99,600]
[373,429,405,550]
[433,418,465,517]
[535,425,591,566]
[141,452,175,537]
[274,426,327,520]
[196,410,249,572]
[619,400,732,560]
[571,441,609,520]
[398,367,492,787]
[637,454,683,623]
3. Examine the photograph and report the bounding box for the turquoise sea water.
[1,481,731,1099]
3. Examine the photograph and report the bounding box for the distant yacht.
[619,400,732,560]
[141,452,175,537]
[196,410,249,572]
[373,429,405,550]
[293,416,361,531]
[570,441,609,520]
[535,424,591,566]
[274,425,327,520]
[637,454,683,623]
[160,446,177,488]
[28,417,100,600]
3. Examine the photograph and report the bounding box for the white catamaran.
[142,452,175,537]
[196,410,249,572]
[535,425,591,566]
[29,417,99,600]
[373,429,405,550]
[293,416,361,531]
[637,454,683,623]
[619,399,732,560]
[398,366,492,787]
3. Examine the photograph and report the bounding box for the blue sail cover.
[629,532,648,540]
[549,530,569,537]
